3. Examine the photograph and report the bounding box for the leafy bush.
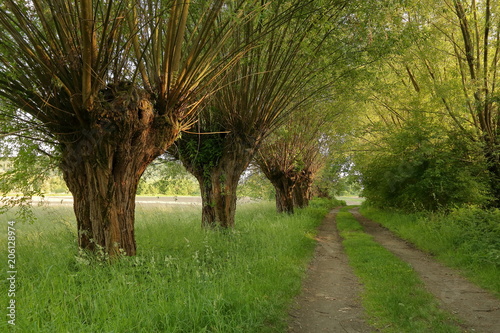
[357,121,491,211]
[307,197,346,209]
[432,208,500,266]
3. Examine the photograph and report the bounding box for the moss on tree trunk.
[177,133,256,227]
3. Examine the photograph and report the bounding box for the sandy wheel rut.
[350,208,500,333]
[288,208,372,332]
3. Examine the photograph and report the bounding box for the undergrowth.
[0,199,334,332]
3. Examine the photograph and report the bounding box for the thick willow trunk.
[61,146,171,257]
[179,135,255,228]
[62,152,144,256]
[197,164,242,228]
[59,87,177,256]
[293,182,310,208]
[293,170,314,209]
[259,163,296,214]
[270,174,296,214]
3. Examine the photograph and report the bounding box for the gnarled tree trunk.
[197,160,243,228]
[293,170,314,209]
[62,156,141,256]
[259,166,297,214]
[272,174,296,214]
[59,88,178,256]
[177,134,256,227]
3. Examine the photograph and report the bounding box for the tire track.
[350,208,500,333]
[288,208,373,333]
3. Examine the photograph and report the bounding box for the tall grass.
[0,200,333,332]
[336,207,461,333]
[360,205,500,297]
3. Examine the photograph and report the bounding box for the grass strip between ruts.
[335,207,462,333]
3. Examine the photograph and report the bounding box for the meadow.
[0,200,333,332]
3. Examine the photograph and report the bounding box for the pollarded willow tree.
[171,0,349,227]
[0,0,259,256]
[255,110,331,214]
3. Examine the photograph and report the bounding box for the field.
[0,200,333,332]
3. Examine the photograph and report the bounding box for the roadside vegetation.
[336,207,462,333]
[360,205,500,297]
[0,199,336,332]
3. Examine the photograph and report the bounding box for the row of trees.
[169,0,353,227]
[1,0,265,256]
[4,0,495,257]
[0,0,362,256]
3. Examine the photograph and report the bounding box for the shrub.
[357,121,491,211]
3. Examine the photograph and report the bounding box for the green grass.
[337,196,365,205]
[0,199,333,332]
[359,205,500,298]
[336,207,461,333]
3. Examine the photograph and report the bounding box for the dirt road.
[288,207,500,333]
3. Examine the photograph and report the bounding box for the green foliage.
[337,208,462,332]
[327,197,347,207]
[183,135,225,170]
[0,200,331,332]
[42,176,68,194]
[137,160,199,196]
[360,205,500,297]
[315,161,362,197]
[349,0,500,209]
[0,139,56,222]
[237,168,275,200]
[357,119,492,211]
[153,177,199,196]
[177,133,225,180]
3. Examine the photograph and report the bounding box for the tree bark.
[62,157,140,256]
[258,161,297,214]
[292,170,314,209]
[59,87,177,256]
[177,134,256,227]
[268,174,296,214]
[274,180,295,214]
[197,163,241,228]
